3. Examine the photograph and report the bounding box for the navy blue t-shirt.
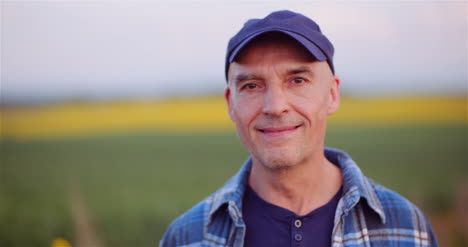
[242,185,342,247]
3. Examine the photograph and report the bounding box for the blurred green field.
[1,125,467,247]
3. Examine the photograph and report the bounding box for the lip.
[256,125,302,137]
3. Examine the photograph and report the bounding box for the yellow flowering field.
[1,96,466,140]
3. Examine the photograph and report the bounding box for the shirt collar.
[207,147,386,226]
[208,158,251,226]
[324,147,386,223]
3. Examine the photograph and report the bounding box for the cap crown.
[225,10,335,79]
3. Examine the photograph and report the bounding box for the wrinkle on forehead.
[228,56,319,85]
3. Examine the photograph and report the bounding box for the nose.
[262,84,290,116]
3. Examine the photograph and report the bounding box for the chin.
[256,150,301,170]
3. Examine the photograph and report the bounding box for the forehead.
[227,34,318,81]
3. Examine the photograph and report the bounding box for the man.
[160,10,437,247]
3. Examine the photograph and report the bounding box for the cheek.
[231,101,259,149]
[230,90,264,123]
[292,92,330,123]
[231,100,257,129]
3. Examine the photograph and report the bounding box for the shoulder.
[365,178,438,246]
[370,179,427,225]
[159,186,238,247]
[159,198,210,247]
[159,161,250,246]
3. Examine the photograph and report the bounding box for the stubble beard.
[253,144,306,171]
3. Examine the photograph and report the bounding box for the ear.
[327,76,340,115]
[225,87,235,121]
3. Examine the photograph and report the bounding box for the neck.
[248,153,342,216]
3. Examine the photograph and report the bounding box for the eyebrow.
[233,74,262,86]
[287,66,314,76]
[231,66,314,85]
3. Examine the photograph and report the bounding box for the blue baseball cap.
[225,10,335,80]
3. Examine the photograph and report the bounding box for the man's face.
[225,37,340,169]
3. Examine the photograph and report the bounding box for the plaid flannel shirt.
[160,147,437,247]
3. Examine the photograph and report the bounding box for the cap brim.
[228,29,328,64]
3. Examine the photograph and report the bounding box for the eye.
[241,83,258,90]
[292,77,306,84]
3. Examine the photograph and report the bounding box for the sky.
[1,0,467,103]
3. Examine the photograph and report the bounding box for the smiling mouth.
[257,125,302,133]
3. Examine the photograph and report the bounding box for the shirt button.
[294,219,302,228]
[294,233,303,242]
